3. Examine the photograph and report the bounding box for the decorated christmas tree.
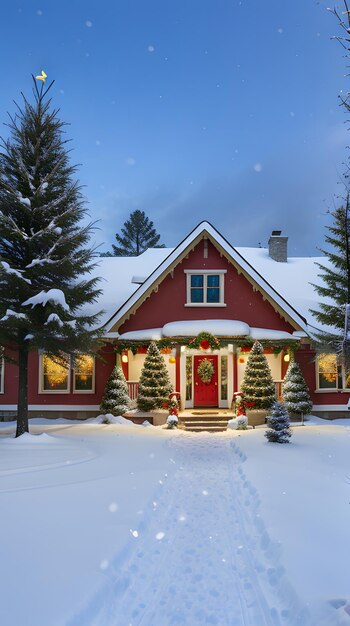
[0,77,101,437]
[240,341,276,409]
[137,342,173,411]
[282,360,312,421]
[265,401,292,443]
[100,366,130,416]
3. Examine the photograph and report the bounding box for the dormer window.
[184,270,227,307]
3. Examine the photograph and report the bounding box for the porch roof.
[113,319,303,342]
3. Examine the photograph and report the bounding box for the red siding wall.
[1,344,115,407]
[118,239,296,334]
[295,345,350,407]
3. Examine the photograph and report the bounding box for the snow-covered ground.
[1,417,350,626]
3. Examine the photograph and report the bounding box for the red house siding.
[295,345,350,408]
[118,240,296,335]
[1,345,115,409]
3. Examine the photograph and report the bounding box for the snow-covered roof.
[118,320,299,341]
[86,248,173,327]
[234,247,330,334]
[85,222,330,337]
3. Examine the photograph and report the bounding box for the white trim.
[0,358,4,394]
[184,269,228,274]
[184,303,227,308]
[185,270,226,306]
[0,405,101,411]
[73,355,95,394]
[39,354,70,394]
[312,404,350,411]
[103,222,309,334]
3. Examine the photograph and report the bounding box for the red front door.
[193,355,218,407]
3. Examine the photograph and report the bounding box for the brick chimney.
[268,230,288,262]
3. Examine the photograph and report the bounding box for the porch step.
[179,418,229,433]
[180,413,234,422]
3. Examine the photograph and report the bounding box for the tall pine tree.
[111,210,165,256]
[310,200,350,362]
[240,341,276,409]
[0,78,102,436]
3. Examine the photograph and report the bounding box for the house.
[0,221,348,421]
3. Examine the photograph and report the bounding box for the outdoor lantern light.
[169,357,176,364]
[284,353,290,362]
[121,354,129,363]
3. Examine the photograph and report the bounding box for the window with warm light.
[41,354,69,392]
[74,354,95,392]
[317,353,342,390]
[185,270,226,306]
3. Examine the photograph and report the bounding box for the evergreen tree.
[137,342,172,411]
[310,202,350,361]
[240,341,276,409]
[265,401,292,444]
[100,365,130,416]
[0,78,102,437]
[111,210,165,256]
[282,360,312,420]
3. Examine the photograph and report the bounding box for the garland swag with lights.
[188,332,220,351]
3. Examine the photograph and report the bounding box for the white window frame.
[0,357,4,394]
[184,269,227,307]
[39,353,70,394]
[73,354,95,394]
[316,353,343,391]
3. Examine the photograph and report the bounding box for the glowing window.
[74,354,94,392]
[42,354,69,392]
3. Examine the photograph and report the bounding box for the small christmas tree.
[100,366,130,416]
[282,361,312,423]
[265,401,292,443]
[240,341,276,409]
[137,342,173,411]
[265,402,292,443]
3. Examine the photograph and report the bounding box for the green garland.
[113,336,301,355]
[188,331,221,350]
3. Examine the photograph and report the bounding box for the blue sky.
[0,0,347,255]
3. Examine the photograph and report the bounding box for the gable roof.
[101,221,314,336]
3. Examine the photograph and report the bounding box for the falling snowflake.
[108,502,118,513]
[130,529,139,538]
[148,45,155,52]
[277,28,283,34]
[37,9,43,16]
[155,532,165,540]
[202,490,209,496]
[100,559,109,570]
[254,163,262,173]
[126,157,136,166]
[85,20,93,28]
[178,515,186,522]
[95,140,101,146]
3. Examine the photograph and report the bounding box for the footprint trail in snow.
[70,434,309,626]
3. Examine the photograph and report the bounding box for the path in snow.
[69,434,309,626]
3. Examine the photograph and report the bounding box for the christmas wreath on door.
[197,358,215,384]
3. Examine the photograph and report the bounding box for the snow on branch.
[22,289,70,311]
[1,261,31,284]
[0,309,27,321]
